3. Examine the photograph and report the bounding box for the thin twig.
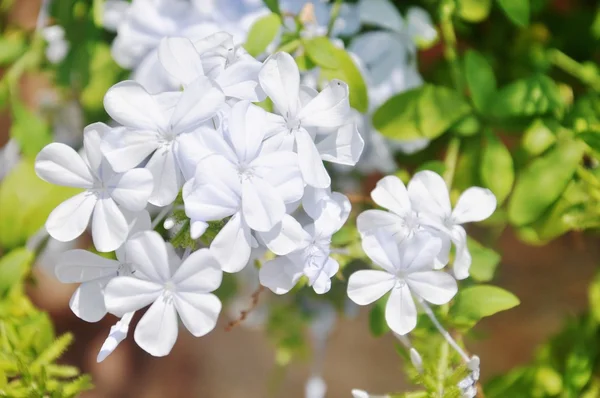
[225,286,265,331]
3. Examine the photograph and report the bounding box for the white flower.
[259,52,362,188]
[102,0,131,32]
[183,101,304,272]
[408,171,497,279]
[55,210,150,322]
[35,123,154,252]
[357,175,447,268]
[101,78,224,206]
[41,25,69,64]
[104,231,223,357]
[347,232,457,335]
[158,34,265,102]
[260,190,350,295]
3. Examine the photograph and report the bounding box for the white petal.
[35,143,94,188]
[46,192,97,242]
[242,177,286,232]
[175,123,226,180]
[296,128,331,188]
[210,213,252,273]
[172,248,222,292]
[134,297,178,357]
[170,77,225,133]
[308,256,339,295]
[356,209,404,239]
[259,215,311,256]
[259,52,300,117]
[83,123,112,172]
[92,198,129,252]
[55,249,119,283]
[360,231,402,274]
[298,80,350,128]
[259,256,304,295]
[347,269,395,305]
[397,232,442,273]
[407,271,457,305]
[125,230,171,282]
[183,155,240,221]
[158,37,204,87]
[145,146,182,207]
[173,292,221,337]
[452,187,497,224]
[96,313,132,363]
[407,7,438,45]
[385,285,417,335]
[227,101,267,163]
[252,151,304,203]
[358,0,404,33]
[217,61,265,102]
[69,279,109,322]
[407,170,451,218]
[104,276,162,317]
[451,226,471,280]
[371,175,411,216]
[109,168,153,211]
[101,127,161,172]
[316,123,364,166]
[104,80,168,131]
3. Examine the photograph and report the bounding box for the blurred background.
[2,0,600,397]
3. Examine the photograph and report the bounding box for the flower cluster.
[347,172,496,336]
[35,31,363,359]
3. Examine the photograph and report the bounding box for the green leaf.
[508,139,585,226]
[480,130,514,204]
[92,0,104,27]
[0,160,81,250]
[464,50,496,113]
[320,46,369,113]
[452,114,481,136]
[303,37,339,69]
[10,102,52,159]
[492,75,563,119]
[373,85,471,141]
[496,0,530,27]
[578,131,600,153]
[0,33,26,66]
[244,13,281,57]
[521,119,556,157]
[0,247,34,297]
[458,0,492,22]
[263,0,280,15]
[369,298,389,337]
[450,285,520,326]
[467,238,501,282]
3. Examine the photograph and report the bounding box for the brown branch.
[225,286,265,331]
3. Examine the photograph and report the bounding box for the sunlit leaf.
[244,13,281,57]
[480,130,514,204]
[373,85,471,140]
[450,285,520,327]
[497,0,530,27]
[464,50,496,113]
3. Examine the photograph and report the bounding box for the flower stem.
[326,0,343,37]
[443,136,460,187]
[417,298,470,363]
[548,48,600,91]
[439,0,463,95]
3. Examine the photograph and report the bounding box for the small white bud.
[163,217,175,230]
[351,390,370,398]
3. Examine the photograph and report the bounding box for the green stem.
[443,137,461,187]
[548,49,600,91]
[326,0,343,37]
[436,340,449,397]
[439,0,463,95]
